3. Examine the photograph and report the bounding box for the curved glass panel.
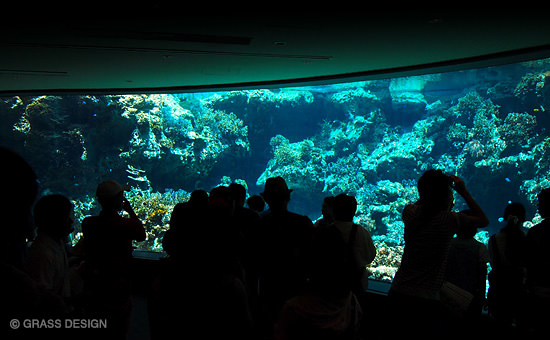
[2,57,549,282]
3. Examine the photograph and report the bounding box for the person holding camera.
[82,180,145,262]
[81,179,146,337]
[388,169,489,336]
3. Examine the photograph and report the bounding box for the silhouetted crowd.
[2,146,550,339]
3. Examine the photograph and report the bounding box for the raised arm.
[449,175,489,228]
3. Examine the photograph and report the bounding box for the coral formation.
[257,135,328,195]
[71,188,189,251]
[2,58,550,281]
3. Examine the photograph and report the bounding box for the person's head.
[417,169,454,213]
[209,186,233,208]
[189,189,209,206]
[537,188,550,219]
[34,194,74,240]
[261,176,292,210]
[246,195,265,213]
[209,186,235,218]
[96,179,129,211]
[229,183,247,207]
[503,202,526,228]
[321,196,335,221]
[332,194,357,222]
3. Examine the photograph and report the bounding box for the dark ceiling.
[1,12,550,95]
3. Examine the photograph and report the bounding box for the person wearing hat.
[81,179,145,336]
[82,179,145,261]
[250,176,314,338]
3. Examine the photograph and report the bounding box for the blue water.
[2,57,550,279]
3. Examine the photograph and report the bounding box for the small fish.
[534,108,540,112]
[128,175,148,182]
[126,164,146,176]
[505,177,511,182]
[498,217,504,223]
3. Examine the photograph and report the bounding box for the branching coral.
[447,123,470,149]
[453,91,500,124]
[514,72,548,102]
[125,188,189,251]
[269,135,302,166]
[258,135,328,195]
[500,112,537,152]
[368,240,403,281]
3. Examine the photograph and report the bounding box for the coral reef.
[71,187,189,252]
[500,112,537,154]
[2,58,550,281]
[368,240,403,281]
[257,135,328,195]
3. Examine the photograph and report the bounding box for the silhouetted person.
[209,185,245,276]
[389,170,489,337]
[275,226,362,340]
[250,176,314,338]
[153,186,252,340]
[1,147,60,331]
[82,179,145,264]
[163,189,209,256]
[229,182,260,238]
[25,194,74,311]
[314,196,335,228]
[189,188,209,206]
[247,194,265,214]
[331,194,376,299]
[488,202,527,328]
[229,183,261,313]
[525,188,550,335]
[445,215,489,329]
[81,179,145,337]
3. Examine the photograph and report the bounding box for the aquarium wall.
[1,57,550,281]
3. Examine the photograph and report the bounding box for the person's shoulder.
[352,222,368,234]
[529,220,549,232]
[236,206,260,220]
[402,204,420,221]
[81,215,94,223]
[289,211,313,226]
[81,215,101,230]
[528,220,550,238]
[262,210,313,228]
[403,203,419,213]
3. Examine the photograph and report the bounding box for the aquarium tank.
[1,57,550,282]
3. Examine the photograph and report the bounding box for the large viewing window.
[2,56,550,281]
